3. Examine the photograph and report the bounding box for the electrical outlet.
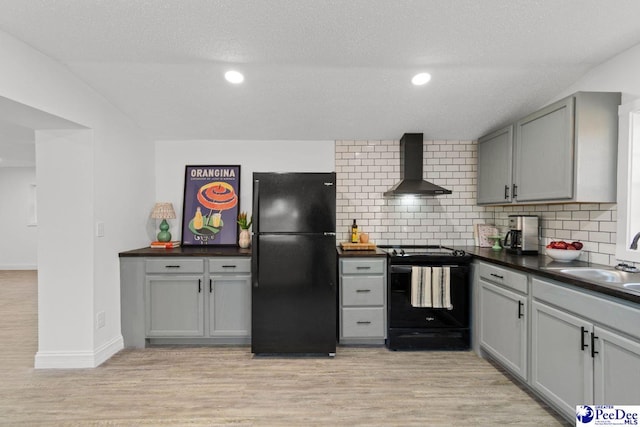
[96,221,105,237]
[96,311,106,329]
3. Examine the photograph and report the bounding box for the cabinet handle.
[517,301,524,319]
[490,273,504,279]
[165,265,181,268]
[512,184,518,198]
[222,265,236,268]
[209,279,212,293]
[357,321,372,325]
[504,184,510,200]
[356,266,371,270]
[198,279,202,293]
[356,289,371,293]
[591,333,599,358]
[581,327,589,351]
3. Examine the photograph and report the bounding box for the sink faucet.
[631,232,640,250]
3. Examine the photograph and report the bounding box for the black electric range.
[379,245,472,350]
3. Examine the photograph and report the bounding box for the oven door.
[388,264,470,329]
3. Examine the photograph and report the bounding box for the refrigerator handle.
[252,178,259,287]
[252,233,259,288]
[253,178,260,233]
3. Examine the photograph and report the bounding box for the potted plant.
[237,212,252,248]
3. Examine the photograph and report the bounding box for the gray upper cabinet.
[477,126,513,204]
[477,91,621,205]
[514,97,575,202]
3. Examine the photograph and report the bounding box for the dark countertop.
[459,246,640,305]
[119,246,252,257]
[336,247,387,257]
[119,243,639,304]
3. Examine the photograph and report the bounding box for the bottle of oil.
[351,219,358,243]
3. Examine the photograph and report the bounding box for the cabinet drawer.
[209,258,251,274]
[478,262,528,294]
[341,259,385,275]
[342,276,384,306]
[341,307,385,338]
[146,259,204,274]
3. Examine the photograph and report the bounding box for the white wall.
[558,43,640,103]
[155,140,335,241]
[0,29,154,368]
[0,167,37,269]
[488,41,640,266]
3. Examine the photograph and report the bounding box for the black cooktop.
[378,245,471,264]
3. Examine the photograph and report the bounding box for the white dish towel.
[411,266,453,309]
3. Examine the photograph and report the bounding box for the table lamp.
[151,202,176,242]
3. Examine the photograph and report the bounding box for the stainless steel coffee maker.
[503,215,540,254]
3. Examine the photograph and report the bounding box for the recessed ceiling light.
[411,72,431,86]
[225,70,244,84]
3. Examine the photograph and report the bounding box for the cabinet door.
[479,279,527,380]
[145,275,205,337]
[209,274,251,337]
[593,326,640,405]
[477,126,513,204]
[514,97,574,202]
[531,301,592,419]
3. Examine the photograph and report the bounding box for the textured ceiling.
[1,0,640,149]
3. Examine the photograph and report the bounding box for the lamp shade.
[151,202,176,219]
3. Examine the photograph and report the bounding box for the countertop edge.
[461,247,640,305]
[119,246,252,257]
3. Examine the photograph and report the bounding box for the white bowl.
[545,248,582,262]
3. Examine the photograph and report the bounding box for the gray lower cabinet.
[477,262,528,380]
[144,258,206,337]
[531,276,640,420]
[530,300,592,416]
[121,256,251,347]
[209,258,251,338]
[145,274,205,337]
[339,258,387,344]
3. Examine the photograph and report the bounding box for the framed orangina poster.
[181,165,240,246]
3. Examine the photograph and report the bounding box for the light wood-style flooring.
[0,270,569,426]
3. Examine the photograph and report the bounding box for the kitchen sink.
[557,268,629,284]
[541,267,640,293]
[624,283,640,291]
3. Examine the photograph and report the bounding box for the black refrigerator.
[251,172,337,355]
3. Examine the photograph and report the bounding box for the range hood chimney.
[383,133,452,197]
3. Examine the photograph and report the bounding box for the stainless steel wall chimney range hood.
[383,133,452,196]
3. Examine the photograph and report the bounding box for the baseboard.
[34,335,124,369]
[0,264,37,270]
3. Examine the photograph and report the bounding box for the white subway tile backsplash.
[335,138,621,266]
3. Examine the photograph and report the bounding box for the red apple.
[554,241,568,249]
[572,241,584,250]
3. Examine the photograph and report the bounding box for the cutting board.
[340,242,377,251]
